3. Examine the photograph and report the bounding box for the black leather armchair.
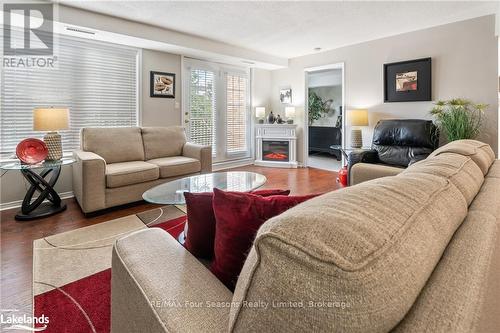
[348,119,439,185]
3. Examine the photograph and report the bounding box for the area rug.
[33,205,186,333]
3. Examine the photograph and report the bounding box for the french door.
[184,59,251,163]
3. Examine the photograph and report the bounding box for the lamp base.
[351,129,363,148]
[44,132,63,160]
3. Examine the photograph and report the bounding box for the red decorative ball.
[16,138,48,164]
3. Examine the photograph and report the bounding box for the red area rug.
[34,215,186,333]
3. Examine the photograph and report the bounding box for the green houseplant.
[430,98,487,142]
[308,92,331,125]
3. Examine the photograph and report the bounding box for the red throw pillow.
[210,188,320,290]
[184,189,290,259]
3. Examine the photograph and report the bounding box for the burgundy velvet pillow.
[184,189,290,259]
[210,188,320,290]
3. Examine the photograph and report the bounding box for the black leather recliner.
[348,119,439,185]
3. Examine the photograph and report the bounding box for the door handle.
[184,120,189,123]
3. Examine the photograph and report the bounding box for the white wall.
[141,50,182,127]
[270,15,499,164]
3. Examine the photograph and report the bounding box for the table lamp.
[255,107,266,124]
[285,106,295,124]
[348,109,368,148]
[33,107,69,160]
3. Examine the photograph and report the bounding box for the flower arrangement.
[430,98,487,142]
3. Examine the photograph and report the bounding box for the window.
[188,69,216,154]
[226,73,248,154]
[185,59,250,163]
[1,33,138,155]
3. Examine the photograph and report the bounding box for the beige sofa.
[72,126,211,213]
[111,140,499,332]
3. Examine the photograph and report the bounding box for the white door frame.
[303,62,346,167]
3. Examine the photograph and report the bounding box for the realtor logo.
[3,3,53,56]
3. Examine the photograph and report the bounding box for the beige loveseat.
[111,140,499,332]
[72,126,211,213]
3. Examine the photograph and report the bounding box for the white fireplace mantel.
[255,124,298,168]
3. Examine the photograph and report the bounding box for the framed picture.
[280,88,292,104]
[150,71,175,98]
[384,58,431,102]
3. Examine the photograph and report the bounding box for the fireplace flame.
[264,153,288,160]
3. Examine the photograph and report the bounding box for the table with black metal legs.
[0,158,75,221]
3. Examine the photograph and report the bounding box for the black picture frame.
[384,57,431,102]
[150,71,175,98]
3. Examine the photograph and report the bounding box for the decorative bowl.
[16,138,48,164]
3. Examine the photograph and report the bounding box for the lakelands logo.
[0,310,49,331]
[3,3,57,68]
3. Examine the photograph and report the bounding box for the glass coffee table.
[143,171,267,243]
[143,171,267,205]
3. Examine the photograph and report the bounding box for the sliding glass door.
[185,59,250,163]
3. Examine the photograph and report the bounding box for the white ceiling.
[58,1,498,59]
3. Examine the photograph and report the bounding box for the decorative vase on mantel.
[267,111,276,124]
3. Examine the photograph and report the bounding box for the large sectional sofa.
[111,140,499,332]
[72,126,211,213]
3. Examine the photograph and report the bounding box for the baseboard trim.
[213,158,254,171]
[0,191,75,211]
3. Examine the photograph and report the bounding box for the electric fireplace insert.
[262,140,290,162]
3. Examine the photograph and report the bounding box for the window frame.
[183,58,251,163]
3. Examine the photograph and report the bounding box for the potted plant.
[308,92,333,125]
[430,98,487,142]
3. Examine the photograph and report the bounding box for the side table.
[329,145,373,160]
[0,158,76,221]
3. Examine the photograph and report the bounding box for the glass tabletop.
[329,145,372,153]
[0,157,76,170]
[329,145,373,160]
[143,171,267,205]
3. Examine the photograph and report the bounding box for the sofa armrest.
[72,150,106,213]
[183,142,212,173]
[111,228,232,333]
[349,162,404,186]
[347,150,378,185]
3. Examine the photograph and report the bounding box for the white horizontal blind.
[188,68,216,155]
[225,72,248,154]
[0,31,138,154]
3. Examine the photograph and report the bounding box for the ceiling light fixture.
[242,60,255,65]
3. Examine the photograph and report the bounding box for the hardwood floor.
[0,165,339,315]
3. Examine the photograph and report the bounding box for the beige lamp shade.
[33,108,69,131]
[348,109,369,126]
[285,106,296,118]
[255,107,266,118]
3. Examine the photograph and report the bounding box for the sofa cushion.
[229,172,469,333]
[392,210,498,333]
[142,127,187,160]
[147,156,200,178]
[81,127,145,164]
[211,189,319,290]
[486,160,500,179]
[183,189,291,259]
[106,161,159,188]
[403,152,484,205]
[428,139,495,175]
